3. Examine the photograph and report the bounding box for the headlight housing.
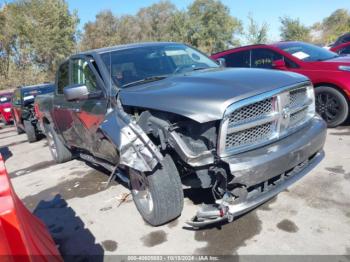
[3,108,11,113]
[339,65,350,72]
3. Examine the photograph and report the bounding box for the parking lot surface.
[1,123,350,257]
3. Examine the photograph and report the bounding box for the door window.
[223,50,251,68]
[339,46,350,55]
[72,59,99,92]
[251,48,283,69]
[57,61,69,94]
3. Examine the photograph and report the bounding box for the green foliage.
[80,0,242,54]
[279,16,311,42]
[245,14,269,44]
[186,0,242,53]
[0,0,78,90]
[316,9,350,44]
[81,10,120,50]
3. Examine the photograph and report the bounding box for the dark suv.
[12,83,54,142]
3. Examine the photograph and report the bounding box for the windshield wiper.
[122,75,168,88]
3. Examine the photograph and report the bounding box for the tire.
[14,119,25,134]
[24,120,38,143]
[130,154,184,226]
[315,86,349,128]
[45,124,72,163]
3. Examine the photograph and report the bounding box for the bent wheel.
[130,154,184,226]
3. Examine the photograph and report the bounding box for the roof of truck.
[79,42,182,55]
[20,83,54,90]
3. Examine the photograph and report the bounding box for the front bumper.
[187,116,327,228]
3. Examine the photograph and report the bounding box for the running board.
[79,153,129,185]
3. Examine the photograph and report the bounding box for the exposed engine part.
[137,111,215,167]
[211,167,228,200]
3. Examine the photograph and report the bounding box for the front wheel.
[130,154,184,226]
[24,120,38,143]
[315,86,349,128]
[45,124,72,163]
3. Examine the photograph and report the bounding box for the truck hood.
[119,68,308,123]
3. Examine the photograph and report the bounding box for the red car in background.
[330,42,350,55]
[0,92,13,125]
[211,41,350,127]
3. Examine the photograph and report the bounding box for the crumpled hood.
[119,68,308,123]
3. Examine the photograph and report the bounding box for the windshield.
[100,44,219,87]
[277,42,339,62]
[0,94,11,104]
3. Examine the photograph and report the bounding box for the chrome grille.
[225,123,273,148]
[289,107,309,128]
[228,98,273,125]
[219,84,315,156]
[289,88,307,107]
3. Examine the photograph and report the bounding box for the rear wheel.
[315,86,349,128]
[130,154,184,226]
[45,124,72,163]
[14,119,24,134]
[24,120,38,143]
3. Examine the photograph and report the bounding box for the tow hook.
[186,204,233,228]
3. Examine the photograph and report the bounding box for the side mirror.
[216,58,226,67]
[272,59,287,70]
[64,84,90,101]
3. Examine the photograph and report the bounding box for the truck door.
[68,57,108,153]
[52,61,78,147]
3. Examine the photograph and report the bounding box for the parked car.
[211,41,350,127]
[36,42,326,228]
[330,42,350,55]
[12,83,54,142]
[332,32,350,48]
[0,92,13,125]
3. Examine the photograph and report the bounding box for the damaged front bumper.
[187,116,327,228]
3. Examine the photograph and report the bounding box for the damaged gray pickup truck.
[36,42,327,228]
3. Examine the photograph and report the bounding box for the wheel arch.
[314,82,350,104]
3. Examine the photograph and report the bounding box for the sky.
[2,0,350,41]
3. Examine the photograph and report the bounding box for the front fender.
[100,110,163,172]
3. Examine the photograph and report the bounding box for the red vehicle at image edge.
[211,41,350,127]
[330,42,350,56]
[0,92,13,125]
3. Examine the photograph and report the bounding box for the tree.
[0,0,78,90]
[186,0,242,53]
[12,0,78,73]
[279,16,311,42]
[136,1,176,42]
[314,9,350,44]
[81,10,120,50]
[245,14,269,44]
